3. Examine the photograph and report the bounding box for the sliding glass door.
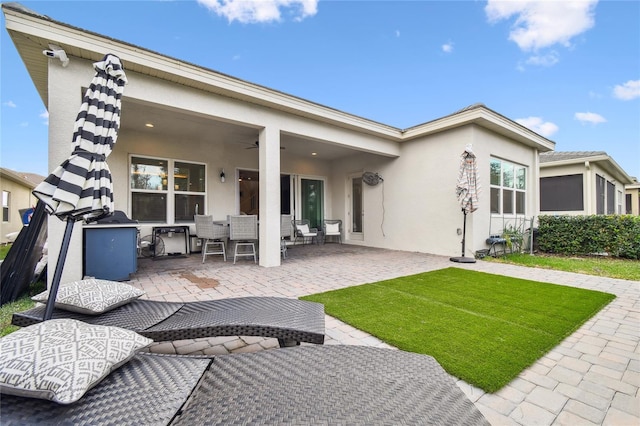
[299,178,324,229]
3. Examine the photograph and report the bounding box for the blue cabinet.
[83,226,137,281]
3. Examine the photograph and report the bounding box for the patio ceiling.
[121,100,364,161]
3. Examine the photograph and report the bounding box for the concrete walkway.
[130,244,639,425]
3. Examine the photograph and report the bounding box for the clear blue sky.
[2,0,639,179]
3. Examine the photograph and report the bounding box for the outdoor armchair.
[323,219,342,244]
[292,219,319,245]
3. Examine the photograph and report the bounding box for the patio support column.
[258,126,281,267]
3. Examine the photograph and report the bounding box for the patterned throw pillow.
[0,319,152,404]
[32,279,145,315]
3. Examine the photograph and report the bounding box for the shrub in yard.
[538,215,640,259]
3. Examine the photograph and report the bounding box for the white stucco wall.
[45,58,96,285]
[330,125,541,257]
[44,57,544,279]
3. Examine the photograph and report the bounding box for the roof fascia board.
[0,168,37,188]
[541,155,633,184]
[403,107,555,152]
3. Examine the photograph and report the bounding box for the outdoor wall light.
[220,169,226,183]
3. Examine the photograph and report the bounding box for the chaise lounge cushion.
[32,279,145,315]
[0,319,152,404]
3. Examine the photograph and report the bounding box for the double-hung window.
[130,156,205,223]
[2,191,9,222]
[490,158,526,215]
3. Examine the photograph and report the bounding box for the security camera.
[42,46,69,67]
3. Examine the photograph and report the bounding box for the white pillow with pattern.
[32,279,145,315]
[0,319,152,404]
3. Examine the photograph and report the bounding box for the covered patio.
[130,244,639,426]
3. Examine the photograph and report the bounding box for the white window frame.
[129,155,206,224]
[490,157,527,216]
[2,191,9,222]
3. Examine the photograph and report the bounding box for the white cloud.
[485,0,598,51]
[197,0,318,23]
[3,100,17,108]
[40,110,49,126]
[20,122,28,127]
[442,42,454,53]
[613,80,640,100]
[575,111,606,124]
[516,116,559,137]
[525,51,559,67]
[395,30,400,38]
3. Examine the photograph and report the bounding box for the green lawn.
[485,253,640,281]
[0,244,42,336]
[301,267,615,393]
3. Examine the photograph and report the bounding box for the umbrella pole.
[43,216,75,320]
[461,210,467,257]
[450,209,476,264]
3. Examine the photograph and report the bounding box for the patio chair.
[292,219,318,245]
[323,219,342,244]
[280,214,292,258]
[1,345,489,425]
[194,215,227,263]
[12,296,325,347]
[229,214,258,264]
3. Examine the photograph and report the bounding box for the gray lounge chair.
[12,296,325,347]
[0,346,489,425]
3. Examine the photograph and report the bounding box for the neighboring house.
[539,151,634,216]
[3,3,555,283]
[0,167,44,244]
[626,179,640,215]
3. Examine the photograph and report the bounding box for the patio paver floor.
[129,244,639,426]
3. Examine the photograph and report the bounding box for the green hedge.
[538,215,640,259]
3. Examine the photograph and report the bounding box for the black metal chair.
[323,219,342,244]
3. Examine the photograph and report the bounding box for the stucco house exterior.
[0,167,44,244]
[3,3,555,284]
[539,151,634,216]
[625,179,640,215]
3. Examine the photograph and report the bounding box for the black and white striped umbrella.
[451,144,480,263]
[455,145,480,214]
[33,54,127,320]
[33,54,127,221]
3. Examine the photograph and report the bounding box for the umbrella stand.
[43,216,77,320]
[450,209,476,264]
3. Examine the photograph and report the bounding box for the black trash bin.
[527,228,539,253]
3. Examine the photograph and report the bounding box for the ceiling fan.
[245,141,285,150]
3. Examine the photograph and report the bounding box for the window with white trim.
[489,158,526,215]
[2,191,9,222]
[130,156,205,223]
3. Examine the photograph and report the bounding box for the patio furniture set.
[2,261,487,425]
[195,215,343,264]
